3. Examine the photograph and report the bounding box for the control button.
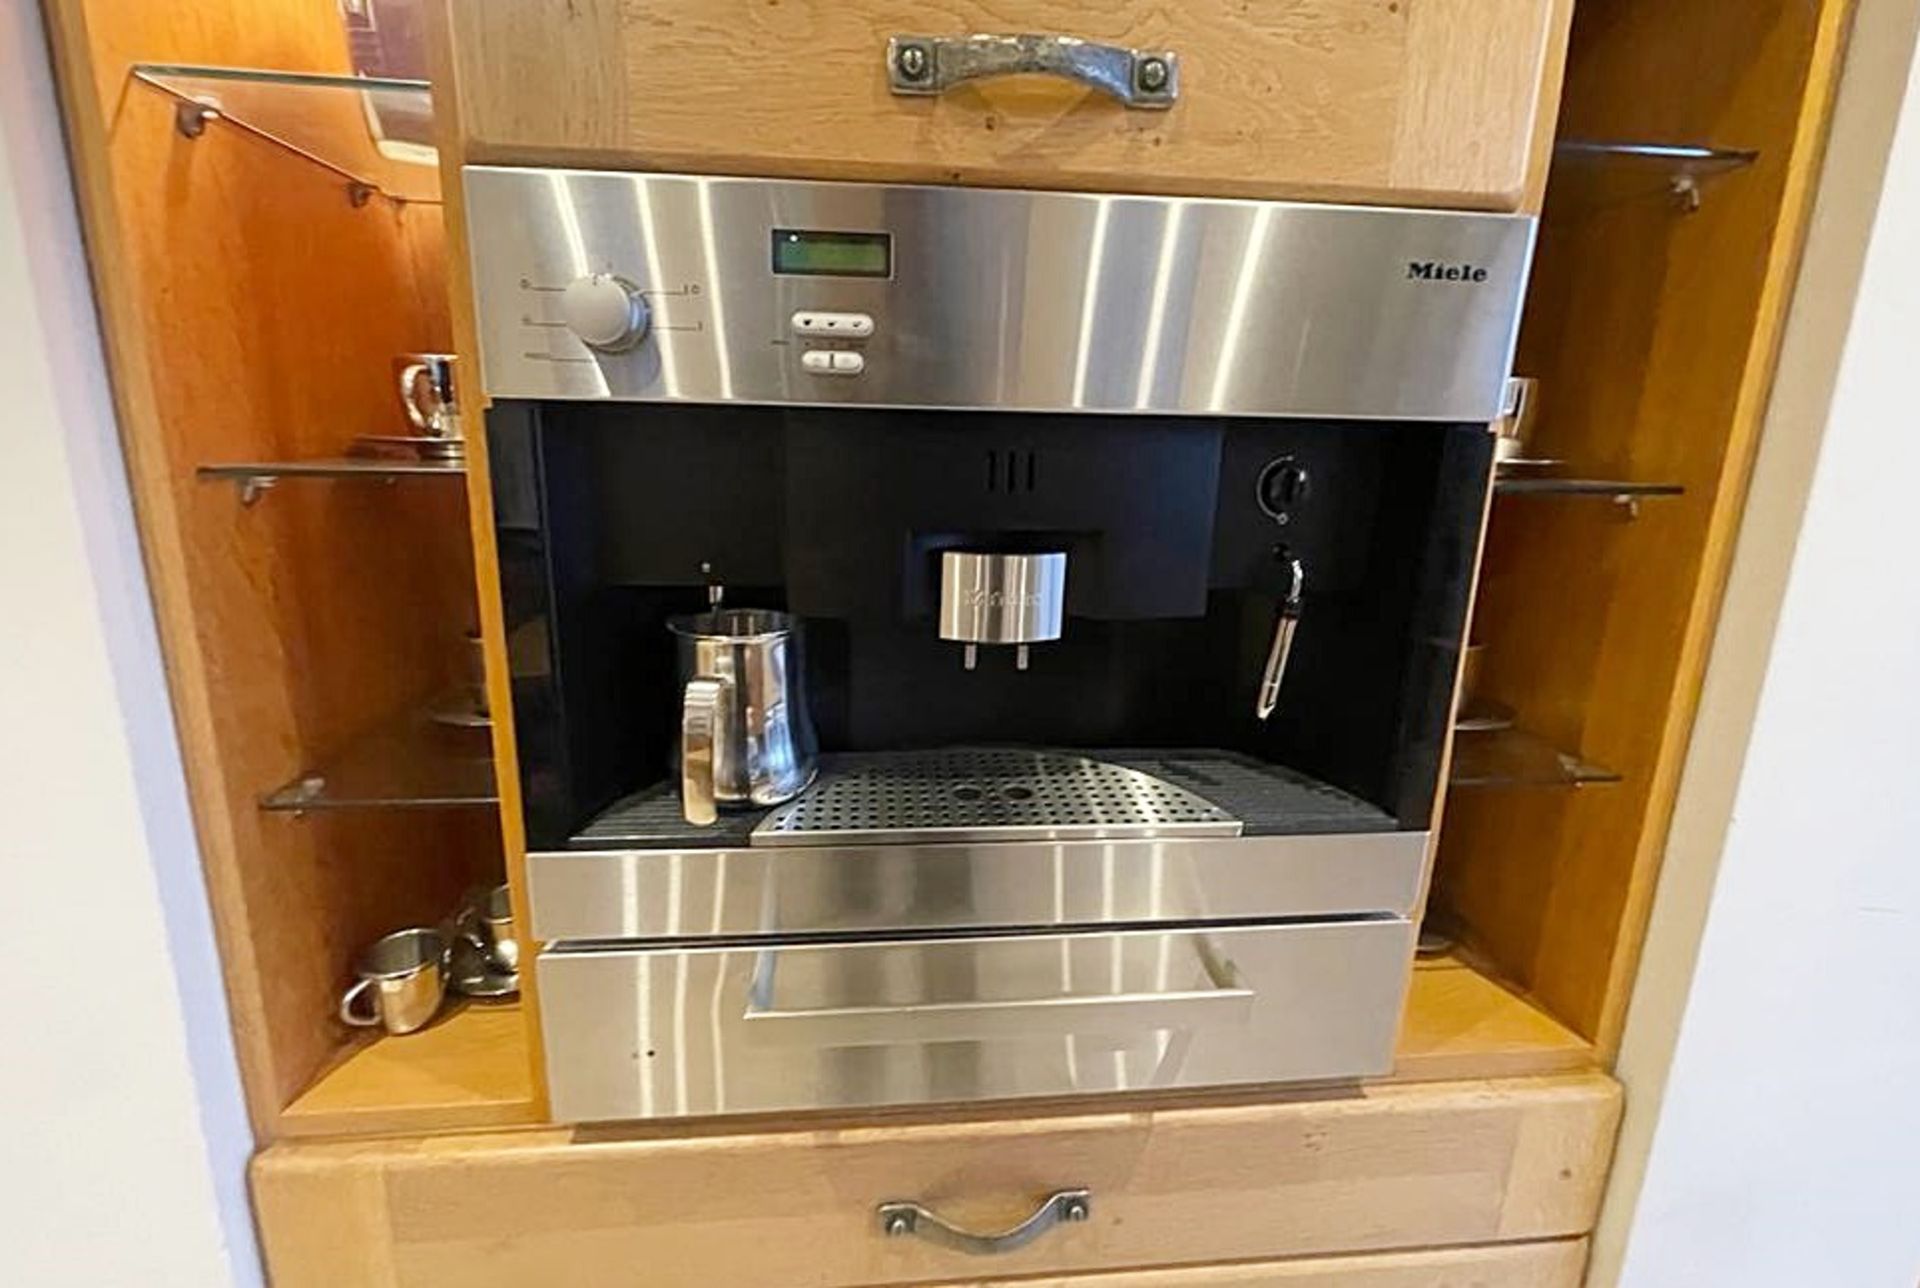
[561,274,650,351]
[791,311,876,338]
[830,350,866,374]
[801,349,835,373]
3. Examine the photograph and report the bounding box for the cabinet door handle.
[888,34,1178,109]
[878,1188,1092,1254]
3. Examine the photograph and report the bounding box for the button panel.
[791,311,875,338]
[801,349,864,376]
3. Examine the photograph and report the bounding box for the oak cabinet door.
[253,1074,1618,1287]
[442,1,1572,210]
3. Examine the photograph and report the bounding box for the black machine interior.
[488,401,1492,850]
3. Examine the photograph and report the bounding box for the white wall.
[1598,2,1920,1283]
[0,7,258,1286]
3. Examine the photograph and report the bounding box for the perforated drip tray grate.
[750,748,1243,848]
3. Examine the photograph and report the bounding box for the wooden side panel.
[252,1074,1620,1288]
[440,0,1571,210]
[1432,0,1854,1051]
[423,0,551,1116]
[946,1240,1589,1286]
[42,0,511,1128]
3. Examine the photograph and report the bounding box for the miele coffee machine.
[464,168,1533,1122]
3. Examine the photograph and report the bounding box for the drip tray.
[752,748,1243,848]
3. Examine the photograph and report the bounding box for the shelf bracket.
[1612,493,1644,519]
[1669,174,1703,214]
[236,474,278,506]
[173,97,220,139]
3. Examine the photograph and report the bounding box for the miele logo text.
[1406,261,1490,283]
[970,588,1041,609]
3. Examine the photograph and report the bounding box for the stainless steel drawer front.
[529,830,1430,941]
[464,166,1534,421]
[539,919,1413,1122]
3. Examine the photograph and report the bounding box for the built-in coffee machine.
[464,168,1533,1121]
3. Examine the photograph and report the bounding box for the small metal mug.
[457,883,518,974]
[339,928,448,1035]
[396,353,458,438]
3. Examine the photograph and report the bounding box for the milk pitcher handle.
[681,676,730,825]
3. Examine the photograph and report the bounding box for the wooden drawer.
[441,1,1574,211]
[940,1240,1589,1286]
[253,1074,1619,1287]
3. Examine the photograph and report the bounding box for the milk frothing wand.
[1255,549,1305,721]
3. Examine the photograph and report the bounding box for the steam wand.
[1254,548,1305,721]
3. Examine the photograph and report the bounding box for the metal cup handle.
[338,977,382,1027]
[397,360,434,432]
[681,675,732,826]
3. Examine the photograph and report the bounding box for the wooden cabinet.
[439,0,1574,211]
[945,1241,1588,1287]
[252,1073,1618,1288]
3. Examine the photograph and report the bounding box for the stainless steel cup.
[669,609,818,825]
[463,629,489,717]
[338,928,448,1035]
[458,882,519,974]
[396,353,458,438]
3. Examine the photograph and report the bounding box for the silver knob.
[561,273,650,351]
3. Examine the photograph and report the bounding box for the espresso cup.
[458,883,518,975]
[338,928,448,1035]
[396,353,458,438]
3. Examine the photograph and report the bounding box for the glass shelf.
[261,703,496,813]
[1449,729,1620,790]
[1551,140,1758,210]
[1455,701,1516,734]
[131,63,438,204]
[1494,477,1685,498]
[197,455,464,504]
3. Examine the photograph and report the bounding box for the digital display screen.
[771,228,892,278]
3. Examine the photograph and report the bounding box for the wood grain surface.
[938,1239,1588,1287]
[252,1073,1619,1287]
[439,0,1571,210]
[1431,0,1855,1054]
[41,0,521,1133]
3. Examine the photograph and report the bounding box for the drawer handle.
[743,939,1252,1047]
[879,1188,1092,1255]
[887,34,1178,109]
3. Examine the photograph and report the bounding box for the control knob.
[561,273,649,352]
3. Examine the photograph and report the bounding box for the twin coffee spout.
[938,550,1067,672]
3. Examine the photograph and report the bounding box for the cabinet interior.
[1431,0,1849,1058]
[45,0,531,1137]
[44,0,1848,1138]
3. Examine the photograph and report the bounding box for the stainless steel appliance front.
[464,167,1534,421]
[528,830,1430,943]
[540,919,1412,1122]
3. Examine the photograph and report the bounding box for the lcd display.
[771,228,892,278]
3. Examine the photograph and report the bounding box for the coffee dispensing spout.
[938,551,1067,671]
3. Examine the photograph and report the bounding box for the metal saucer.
[428,696,492,730]
[353,433,466,462]
[448,933,518,999]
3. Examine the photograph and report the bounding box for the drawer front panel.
[540,920,1413,1122]
[252,1075,1621,1288]
[941,1239,1589,1286]
[444,1,1573,211]
[529,831,1431,942]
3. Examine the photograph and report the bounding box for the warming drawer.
[539,918,1413,1122]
